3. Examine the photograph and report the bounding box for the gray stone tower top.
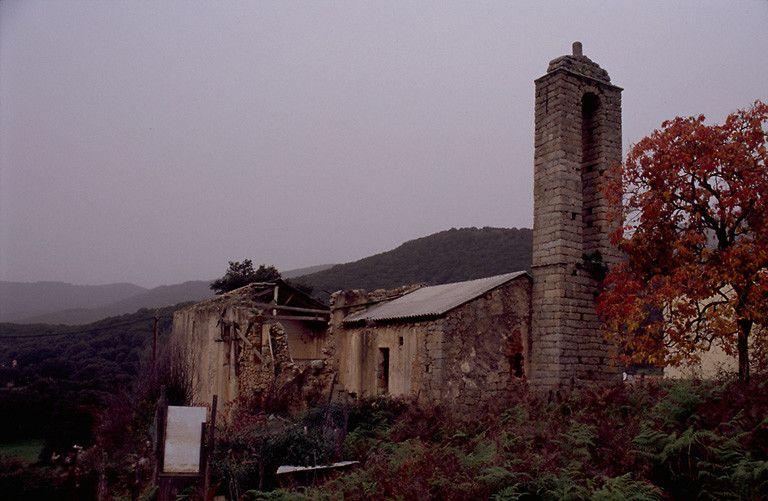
[546,42,612,84]
[529,43,623,390]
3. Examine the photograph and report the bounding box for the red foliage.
[598,101,768,381]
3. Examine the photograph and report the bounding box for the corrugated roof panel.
[343,271,528,323]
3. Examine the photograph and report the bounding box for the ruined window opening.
[510,353,524,378]
[377,347,390,394]
[398,336,404,346]
[581,92,601,255]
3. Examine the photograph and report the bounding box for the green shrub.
[591,474,661,501]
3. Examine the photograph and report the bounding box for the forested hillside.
[0,305,181,458]
[296,227,532,299]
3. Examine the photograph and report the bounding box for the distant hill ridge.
[294,227,532,300]
[2,264,335,325]
[2,227,532,324]
[0,281,146,323]
[19,280,215,325]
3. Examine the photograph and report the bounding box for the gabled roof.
[343,271,529,324]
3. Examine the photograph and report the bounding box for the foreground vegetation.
[0,332,194,500]
[1,369,766,499]
[0,439,43,463]
[213,378,768,500]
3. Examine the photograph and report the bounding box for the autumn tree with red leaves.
[597,101,768,382]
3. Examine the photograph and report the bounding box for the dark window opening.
[377,348,390,394]
[581,92,601,254]
[510,353,524,378]
[398,336,404,346]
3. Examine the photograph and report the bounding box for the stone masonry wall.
[530,42,622,390]
[334,277,531,418]
[436,278,531,416]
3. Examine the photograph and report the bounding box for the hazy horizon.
[2,1,766,287]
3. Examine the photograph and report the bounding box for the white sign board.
[163,406,207,474]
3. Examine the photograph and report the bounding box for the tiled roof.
[343,271,529,324]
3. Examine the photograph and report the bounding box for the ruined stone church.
[172,42,624,415]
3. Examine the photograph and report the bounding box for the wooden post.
[152,316,159,368]
[272,285,278,318]
[199,422,207,490]
[154,392,167,482]
[203,395,218,500]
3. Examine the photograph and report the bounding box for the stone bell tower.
[529,42,623,390]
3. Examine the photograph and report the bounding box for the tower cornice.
[534,67,623,92]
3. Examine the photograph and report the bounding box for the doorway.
[377,347,390,394]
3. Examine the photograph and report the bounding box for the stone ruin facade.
[529,42,622,390]
[331,273,531,416]
[172,43,623,417]
[171,281,335,417]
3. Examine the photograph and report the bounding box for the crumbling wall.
[171,287,334,418]
[237,321,336,414]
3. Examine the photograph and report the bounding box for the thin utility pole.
[203,395,218,500]
[152,316,159,368]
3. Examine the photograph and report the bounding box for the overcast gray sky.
[1,1,766,287]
